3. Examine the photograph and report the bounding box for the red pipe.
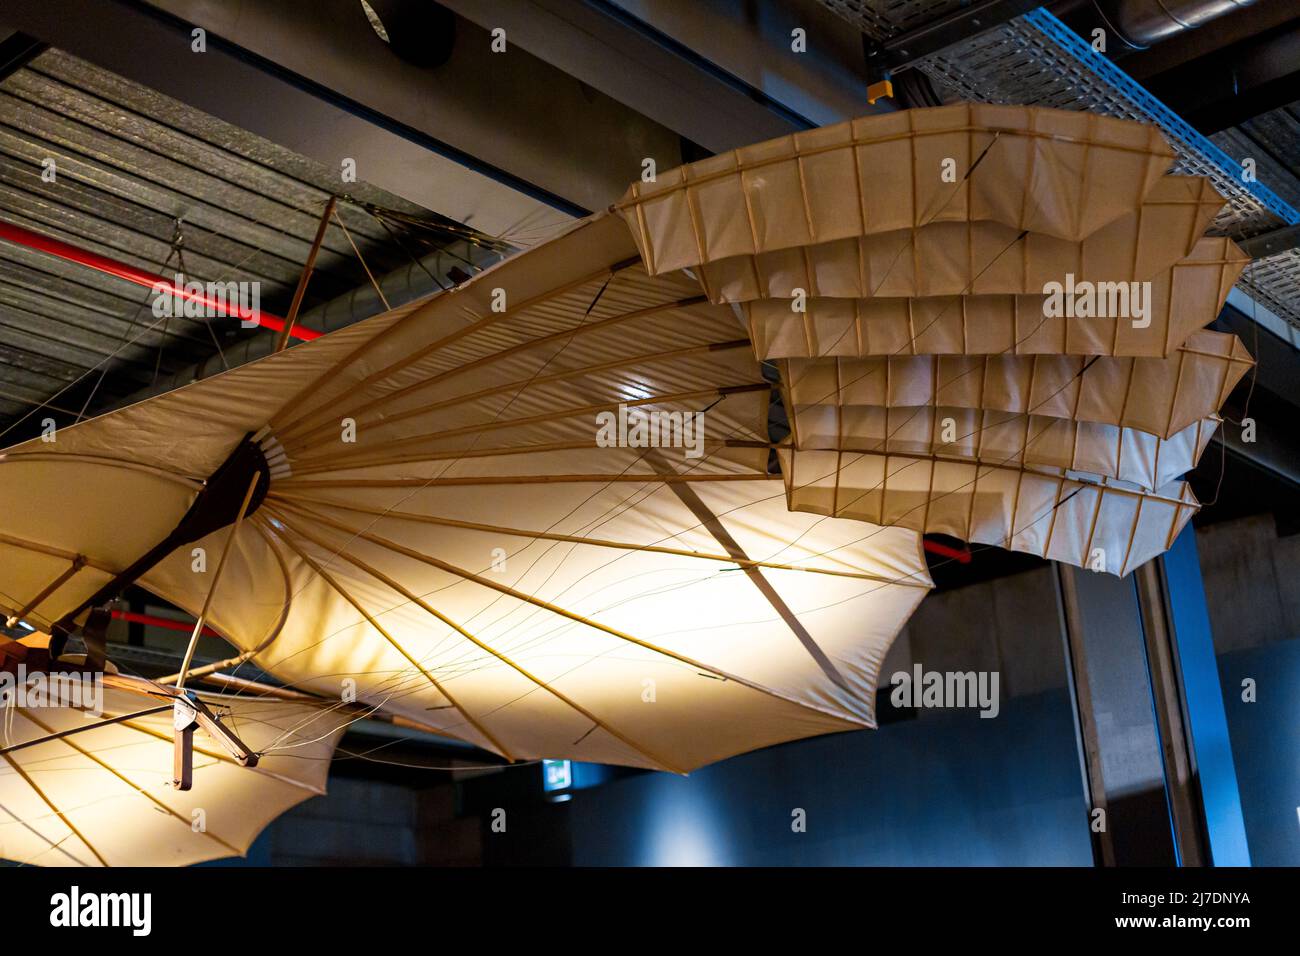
[923,538,972,564]
[0,220,320,341]
[110,610,218,638]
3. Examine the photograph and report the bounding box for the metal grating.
[1213,102,1300,216]
[816,3,1300,332]
[917,9,1296,234]
[819,0,975,42]
[913,9,1300,331]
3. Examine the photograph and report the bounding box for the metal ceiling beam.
[860,0,1043,82]
[7,0,876,231]
[1238,223,1300,259]
[0,30,46,80]
[438,0,808,150]
[1145,18,1300,133]
[438,0,881,149]
[135,0,706,215]
[599,0,880,127]
[1,0,578,244]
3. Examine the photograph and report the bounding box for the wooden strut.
[7,555,85,624]
[0,704,172,757]
[274,196,336,352]
[175,472,261,690]
[171,471,261,790]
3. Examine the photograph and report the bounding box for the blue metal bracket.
[1025,7,1299,226]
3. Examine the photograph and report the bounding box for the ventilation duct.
[1095,0,1258,49]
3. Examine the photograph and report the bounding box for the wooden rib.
[614,122,1173,212]
[1041,475,1068,561]
[1005,430,1028,549]
[1164,349,1189,439]
[0,453,203,489]
[849,131,869,255]
[1164,490,1193,552]
[284,335,744,455]
[289,383,770,467]
[266,506,684,773]
[266,493,926,588]
[629,179,656,275]
[963,455,982,543]
[12,555,85,621]
[14,708,242,859]
[1,748,108,867]
[286,437,765,479]
[1019,112,1042,232]
[1081,483,1107,570]
[682,160,712,267]
[793,135,817,244]
[282,295,711,448]
[1121,492,1146,576]
[275,473,775,491]
[0,532,116,573]
[273,259,641,438]
[260,519,513,760]
[267,501,870,732]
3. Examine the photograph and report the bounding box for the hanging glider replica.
[0,104,1251,862]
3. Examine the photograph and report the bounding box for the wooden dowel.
[274,196,336,352]
[175,472,261,689]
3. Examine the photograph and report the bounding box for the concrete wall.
[1196,514,1300,653]
[888,565,1069,708]
[231,777,480,866]
[1198,513,1300,865]
[568,688,1092,866]
[565,566,1092,866]
[1217,636,1300,866]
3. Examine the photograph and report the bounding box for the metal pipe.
[923,538,973,563]
[0,219,320,342]
[1096,0,1256,49]
[110,609,218,638]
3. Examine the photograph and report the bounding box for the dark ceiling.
[0,42,482,443]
